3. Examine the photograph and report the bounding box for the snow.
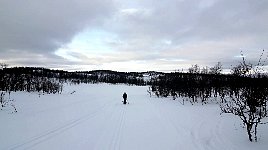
[0,83,268,150]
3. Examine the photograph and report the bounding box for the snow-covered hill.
[0,84,267,150]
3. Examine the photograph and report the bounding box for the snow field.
[0,83,268,150]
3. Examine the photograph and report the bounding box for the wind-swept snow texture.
[1,84,267,150]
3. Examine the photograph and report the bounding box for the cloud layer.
[1,0,268,72]
[1,0,114,51]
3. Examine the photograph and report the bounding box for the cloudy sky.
[1,0,268,72]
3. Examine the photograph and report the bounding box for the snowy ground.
[1,83,268,150]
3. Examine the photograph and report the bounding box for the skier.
[122,92,127,104]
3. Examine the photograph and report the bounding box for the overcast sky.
[1,0,268,72]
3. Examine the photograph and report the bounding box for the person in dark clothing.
[123,92,127,104]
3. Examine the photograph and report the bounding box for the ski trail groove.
[7,103,110,150]
[93,102,126,150]
[112,105,126,150]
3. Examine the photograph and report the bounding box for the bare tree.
[209,62,222,75]
[220,87,268,142]
[188,64,200,74]
[0,63,8,69]
[231,51,252,76]
[201,66,209,74]
[225,51,268,141]
[231,50,268,77]
[253,49,268,76]
[0,92,4,108]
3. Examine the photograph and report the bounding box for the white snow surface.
[0,83,268,150]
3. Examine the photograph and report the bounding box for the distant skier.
[122,92,127,104]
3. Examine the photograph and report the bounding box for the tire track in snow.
[7,102,110,150]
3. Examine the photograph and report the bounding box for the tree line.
[0,67,149,92]
[0,67,63,94]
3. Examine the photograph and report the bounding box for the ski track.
[6,102,110,150]
[110,105,126,150]
[93,101,126,150]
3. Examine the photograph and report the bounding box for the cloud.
[1,0,268,72]
[0,49,68,68]
[105,0,268,68]
[0,0,115,53]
